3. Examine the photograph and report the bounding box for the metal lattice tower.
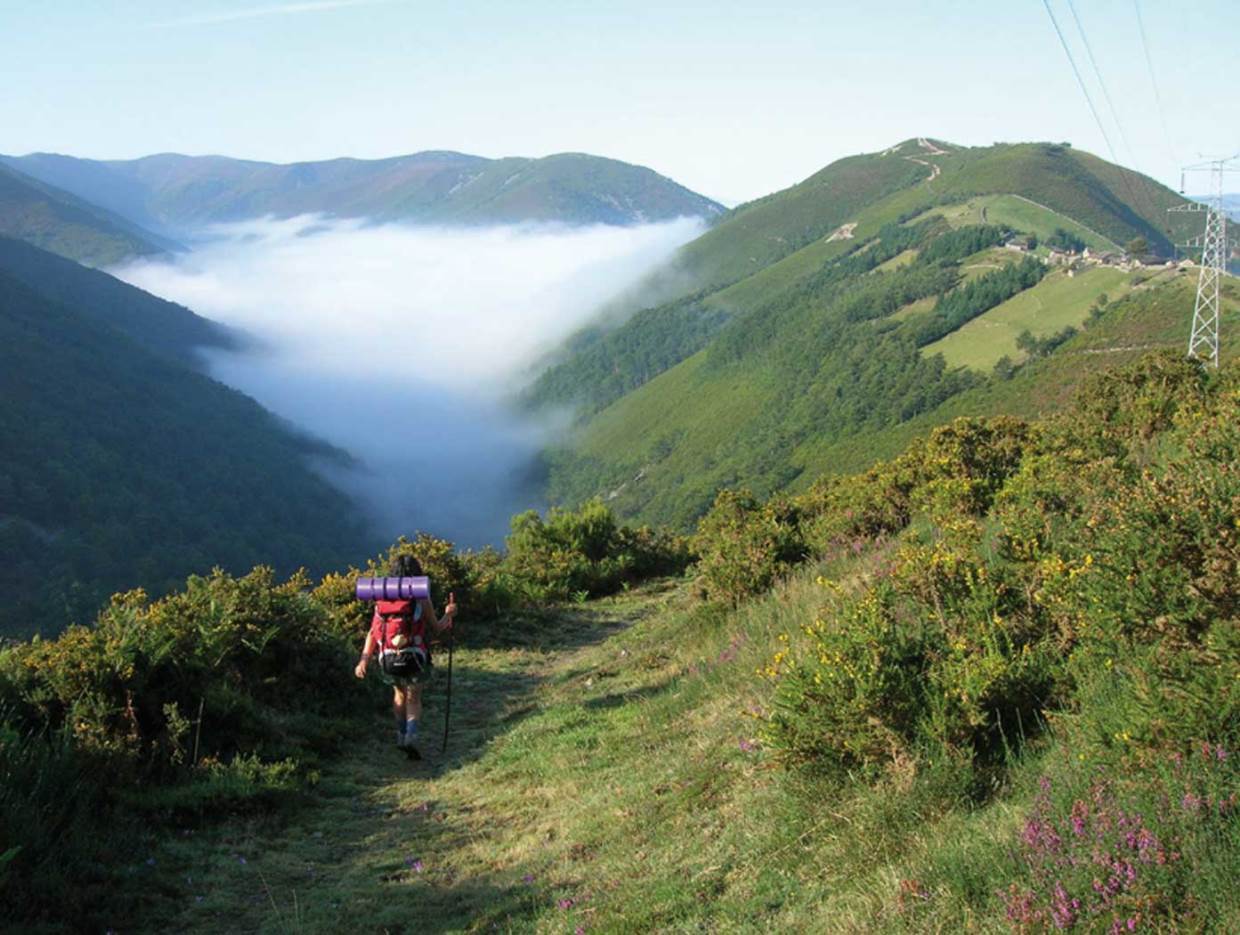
[1170,156,1237,368]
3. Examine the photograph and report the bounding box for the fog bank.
[115,215,703,546]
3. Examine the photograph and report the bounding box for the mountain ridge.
[2,149,725,232]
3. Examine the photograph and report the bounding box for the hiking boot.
[404,742,422,761]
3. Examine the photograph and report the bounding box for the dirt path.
[904,156,941,183]
[902,139,947,183]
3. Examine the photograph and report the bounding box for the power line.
[1065,0,1134,162]
[1040,0,1150,239]
[1040,0,1120,165]
[1131,0,1179,168]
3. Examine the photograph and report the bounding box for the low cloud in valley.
[115,215,703,547]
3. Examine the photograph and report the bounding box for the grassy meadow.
[923,266,1136,371]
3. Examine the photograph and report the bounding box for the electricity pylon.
[1170,155,1238,368]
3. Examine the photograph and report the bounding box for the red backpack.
[374,600,430,678]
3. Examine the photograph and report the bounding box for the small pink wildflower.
[557,898,575,910]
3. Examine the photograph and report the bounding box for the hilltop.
[1,150,725,233]
[527,138,1232,528]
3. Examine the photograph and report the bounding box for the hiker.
[353,555,456,758]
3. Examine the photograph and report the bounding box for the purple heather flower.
[406,857,424,873]
[739,738,756,752]
[522,873,535,885]
[1070,800,1089,836]
[1049,881,1080,929]
[557,898,575,910]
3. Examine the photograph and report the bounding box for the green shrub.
[764,355,1239,793]
[692,489,805,603]
[128,752,304,816]
[0,566,354,780]
[797,417,1032,554]
[503,499,688,603]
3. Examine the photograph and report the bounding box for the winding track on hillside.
[899,138,947,183]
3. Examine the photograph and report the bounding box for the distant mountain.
[0,162,173,266]
[1,151,724,232]
[0,240,369,637]
[1224,194,1239,221]
[528,139,1226,528]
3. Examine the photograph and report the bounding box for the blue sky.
[3,0,1236,202]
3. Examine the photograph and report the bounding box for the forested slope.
[0,162,171,266]
[0,255,368,637]
[0,236,231,364]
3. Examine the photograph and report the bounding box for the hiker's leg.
[392,686,408,743]
[405,684,423,744]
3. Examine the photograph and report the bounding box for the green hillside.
[546,266,1235,529]
[0,246,370,638]
[529,139,1226,529]
[526,140,1200,426]
[924,192,1118,250]
[2,150,724,230]
[0,162,171,266]
[922,264,1135,370]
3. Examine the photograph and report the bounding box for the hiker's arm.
[425,593,457,635]
[354,629,376,679]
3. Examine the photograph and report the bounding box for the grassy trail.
[136,591,670,933]
[131,568,1031,934]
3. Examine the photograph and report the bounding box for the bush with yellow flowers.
[765,352,1240,790]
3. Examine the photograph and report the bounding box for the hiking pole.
[441,628,454,754]
[442,593,456,755]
